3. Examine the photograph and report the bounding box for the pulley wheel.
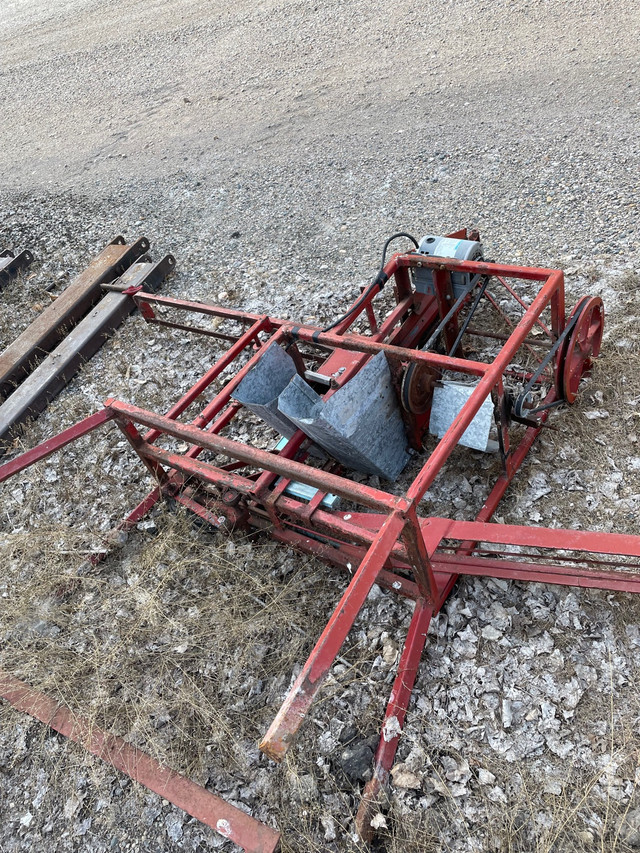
[558,296,604,404]
[401,362,437,414]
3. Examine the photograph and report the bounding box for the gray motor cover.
[417,234,483,262]
[413,233,483,297]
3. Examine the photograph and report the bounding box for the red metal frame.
[0,672,280,853]
[2,236,633,841]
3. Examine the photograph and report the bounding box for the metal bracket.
[0,248,34,285]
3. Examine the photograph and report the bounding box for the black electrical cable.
[377,231,420,275]
[321,231,419,333]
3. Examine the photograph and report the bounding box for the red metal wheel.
[560,296,604,404]
[401,361,437,414]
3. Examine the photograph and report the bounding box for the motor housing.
[412,233,483,297]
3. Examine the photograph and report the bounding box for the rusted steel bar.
[107,399,405,513]
[0,407,114,482]
[0,256,174,449]
[427,518,640,559]
[287,326,490,376]
[0,672,281,853]
[356,598,433,840]
[0,249,34,285]
[0,237,148,397]
[144,316,270,444]
[433,553,640,593]
[259,511,406,761]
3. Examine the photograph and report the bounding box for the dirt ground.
[1,0,640,851]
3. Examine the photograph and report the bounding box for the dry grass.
[1,510,335,771]
[0,506,400,850]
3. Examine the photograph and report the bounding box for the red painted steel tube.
[483,291,547,368]
[267,524,423,600]
[172,491,227,527]
[494,274,552,338]
[259,511,406,761]
[103,403,243,564]
[377,295,415,341]
[406,271,563,504]
[144,317,270,444]
[191,326,288,429]
[400,506,438,603]
[0,672,280,853]
[106,400,406,513]
[427,518,640,559]
[117,420,170,485]
[288,326,489,376]
[251,430,310,502]
[193,401,242,445]
[434,392,554,597]
[140,443,258,496]
[135,292,272,327]
[356,598,433,840]
[185,291,420,445]
[433,553,640,593]
[392,252,558,282]
[0,407,114,483]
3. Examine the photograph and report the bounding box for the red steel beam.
[426,518,640,559]
[106,399,406,513]
[144,316,271,444]
[259,511,406,761]
[356,598,433,840]
[392,252,558,282]
[433,553,640,593]
[189,326,289,430]
[289,325,490,377]
[0,407,114,479]
[0,672,280,853]
[267,523,423,600]
[406,270,564,505]
[134,292,271,327]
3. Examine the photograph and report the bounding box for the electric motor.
[412,233,483,297]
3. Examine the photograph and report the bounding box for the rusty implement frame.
[0,248,34,285]
[0,237,633,842]
[0,236,149,398]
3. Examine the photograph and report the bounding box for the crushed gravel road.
[1,1,640,851]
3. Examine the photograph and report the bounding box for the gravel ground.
[1,1,640,851]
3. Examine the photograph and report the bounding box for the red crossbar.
[0,672,280,853]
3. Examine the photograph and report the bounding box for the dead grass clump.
[0,508,343,774]
[0,503,412,849]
